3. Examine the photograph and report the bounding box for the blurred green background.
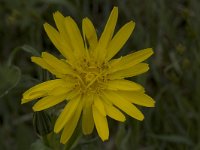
[0,0,200,149]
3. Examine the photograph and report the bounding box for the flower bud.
[33,111,53,136]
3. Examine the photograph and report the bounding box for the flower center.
[85,72,96,83]
[73,58,108,94]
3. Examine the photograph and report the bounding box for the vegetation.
[0,0,199,149]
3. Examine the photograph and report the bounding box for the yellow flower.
[22,7,155,144]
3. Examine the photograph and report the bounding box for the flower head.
[22,7,155,144]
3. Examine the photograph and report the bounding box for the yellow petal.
[22,91,47,104]
[105,79,143,91]
[103,91,144,121]
[93,95,106,116]
[43,23,60,50]
[22,79,65,103]
[65,88,80,100]
[98,7,118,48]
[53,11,75,62]
[106,21,135,61]
[82,17,98,50]
[108,48,153,73]
[64,17,85,58]
[43,23,67,58]
[108,63,149,79]
[31,56,63,77]
[93,105,109,141]
[81,95,94,135]
[53,11,69,40]
[94,7,118,62]
[60,101,82,144]
[103,102,126,122]
[33,94,67,111]
[49,86,73,96]
[82,106,94,135]
[118,91,155,107]
[41,52,74,75]
[53,11,65,32]
[23,79,64,95]
[54,95,81,133]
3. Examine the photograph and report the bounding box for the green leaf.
[30,139,52,150]
[0,65,21,97]
[7,44,40,66]
[21,44,40,56]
